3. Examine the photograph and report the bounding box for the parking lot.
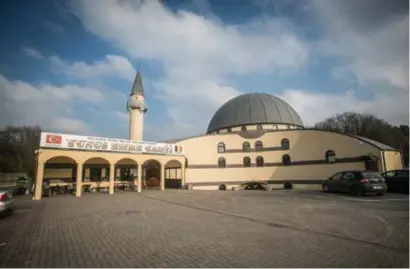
[0,190,408,268]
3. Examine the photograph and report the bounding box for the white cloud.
[312,0,409,90]
[51,118,89,133]
[50,54,136,82]
[280,88,409,126]
[18,0,402,142]
[21,47,45,60]
[0,74,103,134]
[70,0,310,138]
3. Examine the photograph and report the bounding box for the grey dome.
[207,93,303,133]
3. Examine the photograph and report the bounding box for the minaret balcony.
[128,99,148,112]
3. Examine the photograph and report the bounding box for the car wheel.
[322,184,329,192]
[284,182,293,190]
[218,184,227,191]
[377,192,384,196]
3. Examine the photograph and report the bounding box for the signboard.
[40,132,184,156]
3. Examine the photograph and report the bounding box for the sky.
[0,0,408,142]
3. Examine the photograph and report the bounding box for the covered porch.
[33,148,186,200]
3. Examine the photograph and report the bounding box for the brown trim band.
[225,146,283,153]
[188,156,364,169]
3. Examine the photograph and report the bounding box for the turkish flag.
[46,135,62,144]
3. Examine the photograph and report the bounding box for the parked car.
[237,182,269,191]
[0,190,15,218]
[322,170,387,196]
[381,169,409,194]
[12,185,26,196]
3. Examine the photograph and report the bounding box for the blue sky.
[0,0,408,141]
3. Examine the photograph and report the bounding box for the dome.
[207,93,303,134]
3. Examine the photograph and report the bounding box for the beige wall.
[180,129,382,184]
[37,129,402,190]
[186,163,365,183]
[384,151,403,171]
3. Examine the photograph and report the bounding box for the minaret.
[127,71,147,141]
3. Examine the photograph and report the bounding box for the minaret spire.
[127,71,147,141]
[130,71,145,96]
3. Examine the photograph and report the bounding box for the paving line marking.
[14,209,30,213]
[311,192,409,202]
[0,222,20,227]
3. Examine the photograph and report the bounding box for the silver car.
[0,190,16,217]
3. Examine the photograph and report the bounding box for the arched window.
[242,142,251,152]
[241,126,247,131]
[257,124,263,130]
[255,141,263,152]
[227,127,232,133]
[218,157,226,168]
[281,138,290,150]
[326,150,336,163]
[282,154,291,166]
[217,142,225,153]
[243,157,251,167]
[256,156,264,167]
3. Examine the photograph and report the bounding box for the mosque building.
[33,72,403,199]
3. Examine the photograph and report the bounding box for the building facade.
[33,72,403,199]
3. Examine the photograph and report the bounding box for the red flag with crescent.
[46,134,62,144]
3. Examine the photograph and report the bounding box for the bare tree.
[0,125,42,176]
[314,112,409,166]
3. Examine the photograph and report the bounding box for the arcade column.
[76,163,83,197]
[160,164,165,191]
[109,163,115,195]
[33,162,44,200]
[137,164,142,193]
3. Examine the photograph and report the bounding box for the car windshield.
[361,172,384,180]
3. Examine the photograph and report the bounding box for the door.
[340,172,355,193]
[328,172,343,192]
[395,170,409,194]
[385,170,409,193]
